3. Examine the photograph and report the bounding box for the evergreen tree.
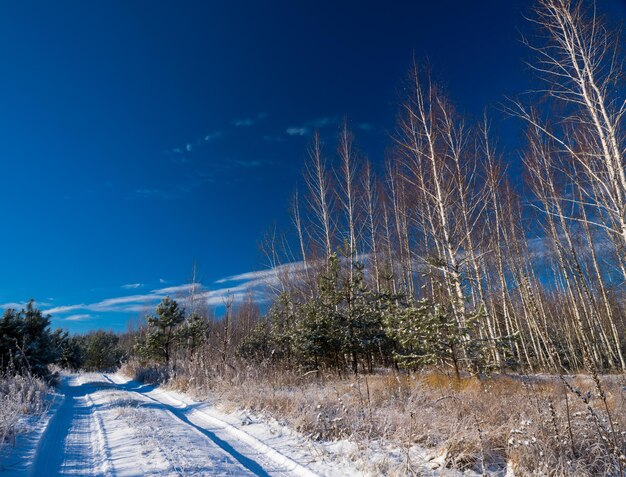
[238,293,296,365]
[343,261,390,374]
[82,330,124,371]
[0,300,57,378]
[136,296,185,364]
[293,255,344,371]
[292,254,391,373]
[51,329,84,371]
[385,297,496,379]
[178,312,209,360]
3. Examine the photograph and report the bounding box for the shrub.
[0,372,49,453]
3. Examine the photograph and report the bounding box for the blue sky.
[1,0,624,332]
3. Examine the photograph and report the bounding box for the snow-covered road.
[5,374,346,477]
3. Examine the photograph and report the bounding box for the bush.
[120,358,169,385]
[80,331,124,371]
[0,372,49,450]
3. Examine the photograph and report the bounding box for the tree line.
[0,300,127,379]
[237,0,626,377]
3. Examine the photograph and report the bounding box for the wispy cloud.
[215,269,276,284]
[3,261,311,327]
[285,117,372,137]
[167,130,223,159]
[153,283,198,295]
[0,301,29,310]
[286,127,309,136]
[41,274,277,322]
[0,300,53,310]
[204,131,222,142]
[285,116,340,137]
[122,283,143,290]
[308,116,338,128]
[64,314,93,322]
[45,304,89,314]
[215,260,310,292]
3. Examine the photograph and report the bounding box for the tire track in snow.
[83,391,113,476]
[24,374,319,476]
[29,376,105,476]
[103,374,301,477]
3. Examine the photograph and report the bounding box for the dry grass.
[0,372,49,459]
[122,359,626,476]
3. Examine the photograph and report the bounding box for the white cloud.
[122,283,143,289]
[64,314,93,322]
[201,291,251,306]
[151,283,198,295]
[41,280,265,320]
[37,260,312,324]
[45,304,86,314]
[0,300,56,311]
[286,117,339,137]
[309,116,337,128]
[215,269,276,284]
[168,131,222,158]
[286,127,309,136]
[92,294,159,308]
[1,262,307,325]
[0,301,28,310]
[204,131,222,142]
[215,260,310,292]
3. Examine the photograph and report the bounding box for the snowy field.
[0,373,362,476]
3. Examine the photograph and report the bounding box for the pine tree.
[137,296,185,365]
[82,331,124,370]
[238,293,296,365]
[0,300,57,378]
[51,329,84,371]
[178,313,208,361]
[385,296,502,379]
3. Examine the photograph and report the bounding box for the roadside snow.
[0,373,364,476]
[0,387,61,476]
[1,372,496,476]
[108,374,362,477]
[110,374,493,477]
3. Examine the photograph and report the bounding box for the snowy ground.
[0,373,362,477]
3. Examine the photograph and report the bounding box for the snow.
[0,373,363,476]
[1,372,502,476]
